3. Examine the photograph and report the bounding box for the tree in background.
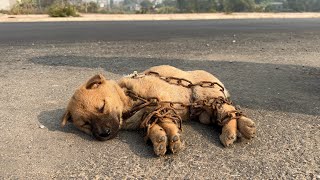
[199,0,217,12]
[254,0,272,12]
[287,0,307,11]
[176,0,217,13]
[286,0,320,12]
[88,2,98,12]
[176,0,197,12]
[222,0,256,12]
[10,0,38,14]
[176,0,187,12]
[123,0,139,6]
[154,0,176,13]
[162,0,177,7]
[110,0,114,8]
[140,0,153,8]
[140,0,153,13]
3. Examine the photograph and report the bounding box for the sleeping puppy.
[61,65,256,156]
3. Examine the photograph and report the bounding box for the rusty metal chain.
[219,109,245,126]
[145,71,226,95]
[141,106,182,137]
[126,70,244,131]
[124,90,183,136]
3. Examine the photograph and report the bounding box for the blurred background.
[1,0,320,17]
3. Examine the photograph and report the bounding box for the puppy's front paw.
[237,116,256,139]
[169,134,184,154]
[148,124,168,156]
[220,129,237,147]
[153,135,167,156]
[219,119,237,147]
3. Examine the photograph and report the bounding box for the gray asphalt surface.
[0,19,319,179]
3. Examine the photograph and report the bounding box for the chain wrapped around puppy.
[125,90,183,138]
[126,71,245,137]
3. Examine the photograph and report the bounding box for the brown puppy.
[61,65,256,156]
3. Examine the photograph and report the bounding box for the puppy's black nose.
[98,128,111,138]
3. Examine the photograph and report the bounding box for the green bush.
[157,6,177,14]
[48,1,79,17]
[9,0,40,15]
[98,9,126,14]
[223,0,256,12]
[0,10,10,14]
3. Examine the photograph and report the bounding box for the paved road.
[1,19,320,43]
[0,19,319,179]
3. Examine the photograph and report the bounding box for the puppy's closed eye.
[97,100,105,113]
[82,121,91,129]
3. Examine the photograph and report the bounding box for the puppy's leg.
[216,104,238,147]
[196,104,238,147]
[147,124,168,156]
[158,118,183,154]
[216,103,256,147]
[199,108,213,125]
[220,119,237,147]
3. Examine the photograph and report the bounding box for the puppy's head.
[61,74,124,141]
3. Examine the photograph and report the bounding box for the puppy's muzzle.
[93,126,112,141]
[91,115,120,141]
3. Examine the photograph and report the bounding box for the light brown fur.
[61,65,256,156]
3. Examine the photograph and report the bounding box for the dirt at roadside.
[1,13,320,23]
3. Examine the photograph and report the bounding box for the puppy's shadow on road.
[187,121,223,147]
[37,108,223,157]
[118,130,157,158]
[178,120,226,151]
[38,108,94,141]
[37,108,160,157]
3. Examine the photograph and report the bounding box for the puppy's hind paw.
[237,116,256,139]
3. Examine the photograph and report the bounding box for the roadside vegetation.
[2,0,320,17]
[47,1,79,17]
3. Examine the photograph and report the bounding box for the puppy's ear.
[61,110,72,127]
[86,74,106,89]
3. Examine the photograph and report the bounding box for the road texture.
[0,19,319,179]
